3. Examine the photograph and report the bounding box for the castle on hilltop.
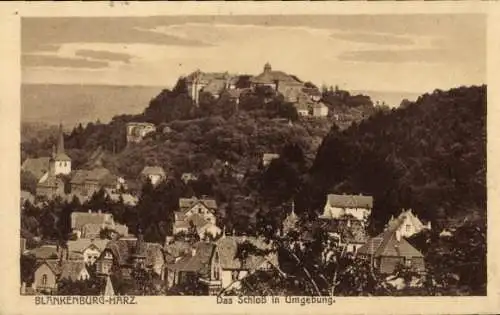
[184,63,328,118]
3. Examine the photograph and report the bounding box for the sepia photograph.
[0,2,497,314]
[18,12,487,298]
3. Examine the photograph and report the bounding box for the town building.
[357,228,425,274]
[173,196,219,238]
[70,167,124,197]
[215,236,277,290]
[36,175,65,200]
[320,193,373,223]
[185,70,239,105]
[165,241,222,295]
[385,209,431,238]
[262,153,280,167]
[67,239,110,265]
[59,261,91,282]
[181,172,199,184]
[250,63,303,101]
[140,166,166,186]
[32,261,61,294]
[322,215,368,254]
[70,210,128,240]
[96,236,165,280]
[312,102,329,117]
[126,122,156,143]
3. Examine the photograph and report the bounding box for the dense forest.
[295,85,486,232]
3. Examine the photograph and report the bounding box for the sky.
[21,14,486,94]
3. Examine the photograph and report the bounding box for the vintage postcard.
[0,1,499,315]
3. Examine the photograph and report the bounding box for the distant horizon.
[22,15,485,93]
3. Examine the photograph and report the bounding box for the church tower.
[51,123,72,175]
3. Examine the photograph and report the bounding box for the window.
[41,274,48,286]
[405,224,411,232]
[231,270,238,281]
[405,258,412,267]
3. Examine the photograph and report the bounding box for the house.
[164,239,192,264]
[215,236,278,290]
[67,239,109,265]
[32,260,61,294]
[165,241,222,295]
[295,102,310,117]
[181,172,199,184]
[96,236,165,279]
[321,215,368,254]
[70,167,123,197]
[59,261,90,282]
[357,228,425,274]
[173,197,219,237]
[36,175,66,200]
[70,210,115,239]
[320,193,373,223]
[126,122,156,143]
[262,153,280,167]
[385,209,431,238]
[140,166,166,186]
[312,102,329,118]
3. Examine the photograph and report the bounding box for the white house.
[140,166,166,186]
[320,193,373,223]
[386,209,431,238]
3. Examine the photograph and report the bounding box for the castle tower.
[264,62,272,73]
[52,123,72,175]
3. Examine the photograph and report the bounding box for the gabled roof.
[164,240,192,263]
[387,209,426,231]
[54,152,71,162]
[103,239,164,267]
[179,197,217,212]
[215,236,277,270]
[60,261,88,281]
[22,157,50,181]
[71,211,114,231]
[357,229,423,258]
[37,175,63,188]
[67,239,109,253]
[140,166,166,177]
[70,168,114,185]
[326,194,373,209]
[37,260,62,276]
[167,242,216,277]
[26,245,59,260]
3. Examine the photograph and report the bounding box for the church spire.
[57,123,65,154]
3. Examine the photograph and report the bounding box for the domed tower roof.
[264,62,272,73]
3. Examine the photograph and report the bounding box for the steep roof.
[70,168,114,185]
[104,239,164,267]
[167,242,216,277]
[326,194,373,209]
[67,239,109,253]
[21,157,50,181]
[38,260,62,276]
[164,240,192,263]
[216,236,276,270]
[140,166,166,177]
[71,211,114,231]
[250,67,302,85]
[26,245,60,260]
[60,261,87,281]
[357,229,423,258]
[179,197,217,212]
[387,209,426,231]
[37,175,63,188]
